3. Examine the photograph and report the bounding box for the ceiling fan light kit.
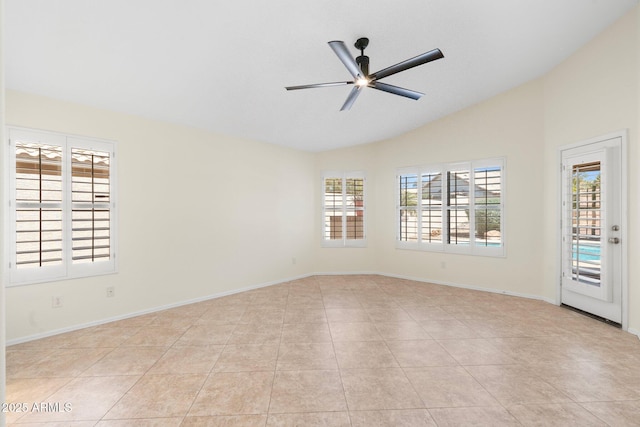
[285,37,444,111]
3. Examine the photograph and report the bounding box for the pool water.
[573,243,601,262]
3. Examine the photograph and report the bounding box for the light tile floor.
[5,275,640,426]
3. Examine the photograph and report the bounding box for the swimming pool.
[573,243,601,262]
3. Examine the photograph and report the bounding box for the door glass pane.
[571,162,601,286]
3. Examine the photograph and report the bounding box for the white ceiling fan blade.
[329,41,363,79]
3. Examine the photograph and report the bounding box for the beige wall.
[377,80,546,296]
[542,7,638,330]
[4,5,639,343]
[5,91,316,342]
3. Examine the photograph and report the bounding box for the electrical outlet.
[52,296,63,308]
[292,257,297,265]
[106,286,115,298]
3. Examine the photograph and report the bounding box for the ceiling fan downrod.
[355,37,370,76]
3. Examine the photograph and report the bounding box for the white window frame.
[396,158,505,257]
[321,171,366,248]
[5,127,118,286]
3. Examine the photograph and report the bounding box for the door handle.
[608,237,620,244]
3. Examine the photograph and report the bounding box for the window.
[397,158,504,256]
[322,172,365,247]
[6,127,117,285]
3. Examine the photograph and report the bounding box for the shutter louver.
[15,143,63,268]
[71,148,111,264]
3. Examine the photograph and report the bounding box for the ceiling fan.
[285,37,444,111]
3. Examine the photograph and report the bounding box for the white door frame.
[556,130,628,330]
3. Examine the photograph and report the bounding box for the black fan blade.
[286,81,353,90]
[369,81,424,100]
[370,48,444,81]
[340,86,362,111]
[329,41,364,79]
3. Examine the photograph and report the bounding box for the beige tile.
[5,376,72,424]
[81,346,168,376]
[147,345,224,374]
[349,409,436,426]
[329,322,383,342]
[62,326,139,348]
[507,403,608,426]
[213,343,278,372]
[121,326,188,347]
[281,323,332,343]
[419,320,481,339]
[374,321,431,340]
[11,422,96,427]
[6,376,71,403]
[465,365,572,406]
[96,418,183,426]
[182,415,268,426]
[5,347,56,378]
[461,318,531,338]
[429,406,521,426]
[322,296,362,309]
[9,329,90,350]
[340,368,423,410]
[189,371,273,416]
[269,370,347,413]
[227,323,282,344]
[534,361,640,402]
[14,348,112,378]
[404,306,455,321]
[333,340,398,369]
[286,294,324,308]
[20,375,140,423]
[195,307,246,325]
[365,308,413,323]
[239,308,285,324]
[283,308,327,323]
[386,340,458,367]
[175,324,236,346]
[267,412,350,426]
[405,366,501,408]
[276,342,338,370]
[325,308,371,322]
[105,374,206,419]
[436,338,517,365]
[579,400,640,426]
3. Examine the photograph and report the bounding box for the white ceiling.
[5,0,638,152]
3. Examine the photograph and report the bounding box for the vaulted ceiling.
[5,0,638,151]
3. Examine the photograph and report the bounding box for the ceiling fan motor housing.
[356,55,370,76]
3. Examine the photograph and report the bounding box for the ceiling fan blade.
[370,48,444,81]
[369,81,424,100]
[329,41,363,79]
[340,86,363,111]
[285,81,353,90]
